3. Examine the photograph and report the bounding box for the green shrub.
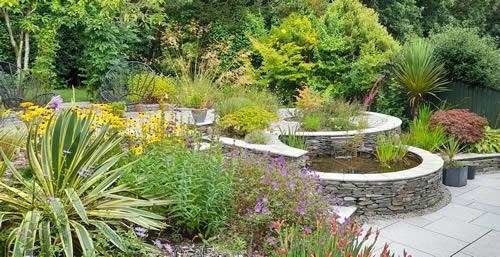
[376,134,408,168]
[220,107,279,136]
[215,96,256,117]
[151,75,176,103]
[469,126,500,153]
[122,144,232,237]
[431,27,500,89]
[110,101,126,117]
[440,136,464,165]
[244,130,270,144]
[250,13,318,102]
[314,0,399,98]
[0,110,167,256]
[301,113,322,131]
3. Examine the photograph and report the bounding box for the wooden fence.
[437,83,500,128]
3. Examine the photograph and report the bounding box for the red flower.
[280,248,287,254]
[273,220,285,231]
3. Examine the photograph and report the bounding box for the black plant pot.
[467,166,477,180]
[443,166,468,187]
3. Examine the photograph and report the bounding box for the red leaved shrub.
[430,109,488,143]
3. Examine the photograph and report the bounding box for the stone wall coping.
[278,111,402,137]
[453,153,500,161]
[316,146,444,182]
[217,134,308,158]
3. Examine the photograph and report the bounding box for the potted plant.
[466,165,477,180]
[185,92,209,124]
[159,94,169,112]
[441,137,467,187]
[134,103,144,112]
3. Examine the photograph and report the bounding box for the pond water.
[310,152,421,174]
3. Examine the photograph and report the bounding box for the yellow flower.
[20,102,34,108]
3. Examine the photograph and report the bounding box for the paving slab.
[424,217,491,243]
[446,184,480,196]
[451,195,476,206]
[461,231,500,257]
[452,252,473,257]
[421,203,485,222]
[402,217,433,227]
[460,187,500,206]
[470,212,500,231]
[380,222,467,257]
[467,202,500,215]
[373,241,435,257]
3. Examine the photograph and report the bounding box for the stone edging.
[217,133,307,158]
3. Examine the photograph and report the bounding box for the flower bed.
[278,110,402,156]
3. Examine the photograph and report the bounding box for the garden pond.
[309,152,421,174]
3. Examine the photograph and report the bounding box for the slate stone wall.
[459,157,500,174]
[323,167,443,216]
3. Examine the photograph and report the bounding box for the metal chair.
[0,61,54,109]
[100,61,156,105]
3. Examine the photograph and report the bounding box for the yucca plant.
[394,38,448,118]
[0,126,26,174]
[0,110,169,257]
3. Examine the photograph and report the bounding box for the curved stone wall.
[277,111,402,156]
[317,147,445,216]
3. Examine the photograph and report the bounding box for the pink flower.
[48,95,63,110]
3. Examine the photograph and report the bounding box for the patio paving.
[365,172,500,257]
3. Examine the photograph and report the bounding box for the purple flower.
[254,203,262,213]
[48,95,63,110]
[78,168,91,177]
[134,227,148,238]
[271,180,279,191]
[266,236,277,245]
[297,208,306,215]
[342,217,351,226]
[304,226,312,235]
[153,239,174,254]
[262,206,269,213]
[335,196,343,206]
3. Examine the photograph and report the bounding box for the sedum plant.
[0,110,168,257]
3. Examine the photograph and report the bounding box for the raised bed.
[317,146,445,216]
[453,153,500,174]
[277,110,402,156]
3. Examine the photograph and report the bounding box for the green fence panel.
[437,83,500,128]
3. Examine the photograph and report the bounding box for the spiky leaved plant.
[394,38,448,118]
[0,110,169,257]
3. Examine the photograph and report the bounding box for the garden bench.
[100,61,156,105]
[0,60,54,109]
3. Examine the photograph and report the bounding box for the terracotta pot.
[134,103,144,112]
[159,103,169,112]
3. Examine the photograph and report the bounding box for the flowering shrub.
[430,109,488,144]
[227,151,329,248]
[269,216,411,257]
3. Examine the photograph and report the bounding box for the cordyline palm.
[394,38,448,118]
[0,110,169,257]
